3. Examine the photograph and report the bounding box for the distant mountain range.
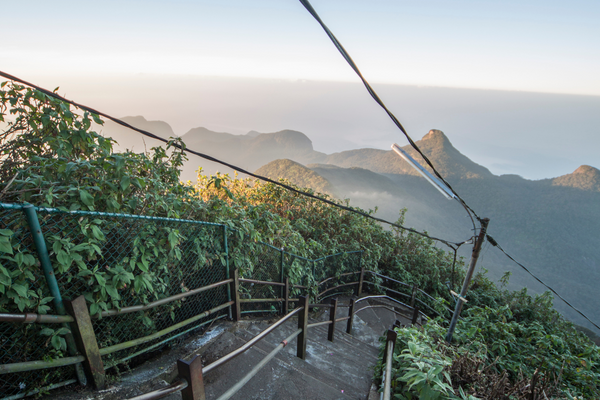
[101,116,600,332]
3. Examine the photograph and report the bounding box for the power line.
[297,0,600,330]
[487,234,600,331]
[0,70,467,249]
[298,0,481,226]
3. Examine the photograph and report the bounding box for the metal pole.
[224,225,232,320]
[280,248,285,311]
[446,218,489,343]
[22,204,87,385]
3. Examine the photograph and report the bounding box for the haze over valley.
[100,117,600,334]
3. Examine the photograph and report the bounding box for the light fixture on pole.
[391,143,455,200]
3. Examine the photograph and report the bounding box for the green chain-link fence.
[0,203,363,399]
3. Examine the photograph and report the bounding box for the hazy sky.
[2,0,599,178]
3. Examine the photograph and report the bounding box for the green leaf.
[0,237,13,254]
[91,225,105,241]
[51,335,62,350]
[40,328,54,336]
[95,273,106,287]
[120,175,131,191]
[56,251,72,267]
[105,285,120,300]
[79,189,94,206]
[0,229,13,236]
[90,302,99,316]
[11,283,28,297]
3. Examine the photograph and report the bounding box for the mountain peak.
[552,165,600,192]
[573,165,599,175]
[422,129,451,145]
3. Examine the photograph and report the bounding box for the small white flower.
[19,382,26,390]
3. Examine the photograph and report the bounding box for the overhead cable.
[0,70,466,249]
[487,234,600,331]
[298,0,480,225]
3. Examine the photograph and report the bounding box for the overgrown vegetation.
[375,291,600,399]
[1,82,598,397]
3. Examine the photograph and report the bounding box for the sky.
[2,0,600,179]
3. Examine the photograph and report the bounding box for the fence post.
[231,269,241,321]
[346,297,355,334]
[411,306,420,326]
[327,297,338,342]
[356,267,365,296]
[410,284,417,309]
[297,295,309,360]
[22,204,87,386]
[281,277,289,316]
[178,355,205,400]
[280,248,285,312]
[224,225,231,320]
[63,295,105,389]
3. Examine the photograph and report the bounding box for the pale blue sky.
[4,0,599,94]
[2,0,599,178]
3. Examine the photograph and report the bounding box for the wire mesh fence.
[0,203,364,399]
[0,206,80,398]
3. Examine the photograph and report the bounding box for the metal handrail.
[0,312,74,324]
[100,302,233,356]
[317,281,359,297]
[307,320,331,328]
[215,329,302,400]
[382,339,394,400]
[127,379,188,400]
[203,307,303,374]
[317,271,360,286]
[99,279,233,318]
[239,278,285,287]
[366,271,412,288]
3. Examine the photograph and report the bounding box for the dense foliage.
[375,291,600,399]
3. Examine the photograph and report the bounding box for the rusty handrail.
[99,279,233,318]
[0,312,74,324]
[100,302,233,356]
[317,271,360,286]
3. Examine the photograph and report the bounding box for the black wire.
[0,70,468,249]
[487,234,600,331]
[298,0,481,225]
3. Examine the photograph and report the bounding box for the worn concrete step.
[202,322,365,399]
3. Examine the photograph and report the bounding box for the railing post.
[346,297,355,334]
[231,269,241,321]
[297,295,309,360]
[224,225,231,320]
[63,295,105,389]
[327,297,338,342]
[178,355,205,400]
[410,284,417,309]
[280,248,285,312]
[382,328,398,400]
[22,204,87,386]
[281,277,289,316]
[411,306,420,326]
[356,267,365,296]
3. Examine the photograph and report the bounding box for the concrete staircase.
[48,296,413,400]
